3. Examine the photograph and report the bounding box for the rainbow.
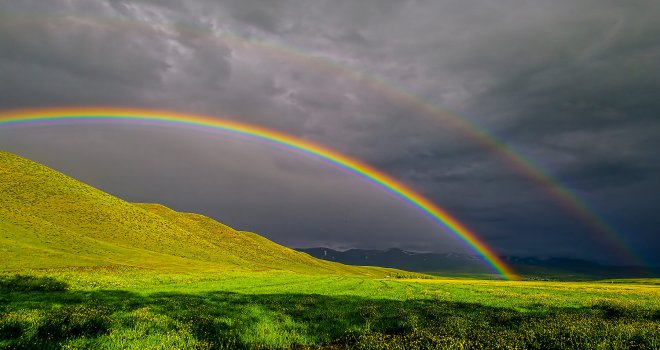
[0,107,518,280]
[0,14,640,264]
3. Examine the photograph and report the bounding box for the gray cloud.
[1,0,658,265]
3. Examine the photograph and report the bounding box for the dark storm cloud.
[1,0,658,265]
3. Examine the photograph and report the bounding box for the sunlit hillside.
[0,151,404,277]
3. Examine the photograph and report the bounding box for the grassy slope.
[0,151,402,277]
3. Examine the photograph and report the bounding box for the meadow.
[1,270,658,349]
[1,152,659,349]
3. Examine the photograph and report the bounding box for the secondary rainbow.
[0,107,518,280]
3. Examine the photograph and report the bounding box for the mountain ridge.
[297,247,658,279]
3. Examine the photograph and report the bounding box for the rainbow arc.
[0,107,519,280]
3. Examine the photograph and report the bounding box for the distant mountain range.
[297,247,658,279]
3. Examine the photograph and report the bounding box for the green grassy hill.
[0,151,402,277]
[1,151,658,349]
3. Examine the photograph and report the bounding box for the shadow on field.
[0,275,68,293]
[0,275,658,349]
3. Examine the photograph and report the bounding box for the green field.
[1,151,659,349]
[1,271,658,349]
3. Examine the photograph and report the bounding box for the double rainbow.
[0,107,519,280]
[0,14,640,264]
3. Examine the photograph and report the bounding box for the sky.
[0,0,658,266]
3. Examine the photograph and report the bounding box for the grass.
[1,151,659,348]
[0,272,658,349]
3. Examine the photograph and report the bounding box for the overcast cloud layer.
[1,0,658,265]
